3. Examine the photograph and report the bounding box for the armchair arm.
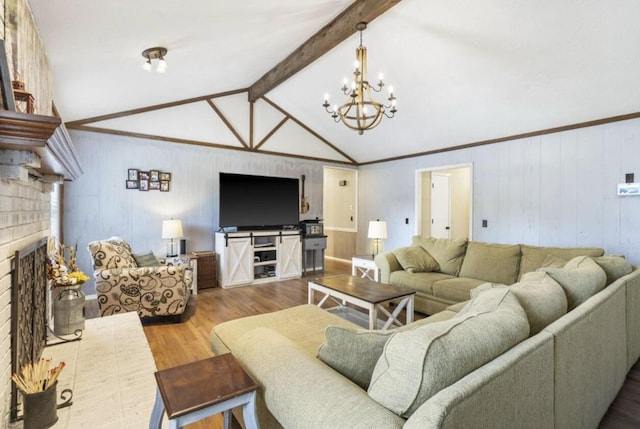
[94,266,189,317]
[375,251,402,284]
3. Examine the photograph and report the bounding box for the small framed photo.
[160,181,170,192]
[159,172,171,181]
[126,180,139,189]
[149,181,160,190]
[128,169,139,180]
[150,170,159,182]
[139,171,150,181]
[139,179,149,191]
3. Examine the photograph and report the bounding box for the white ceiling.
[28,0,640,164]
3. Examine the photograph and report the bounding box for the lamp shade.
[368,220,387,239]
[161,219,183,239]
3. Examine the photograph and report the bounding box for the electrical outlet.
[482,219,488,228]
[405,218,409,224]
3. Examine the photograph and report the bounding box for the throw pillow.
[133,251,160,267]
[411,236,468,276]
[593,255,633,286]
[512,271,568,335]
[317,326,394,390]
[392,246,440,273]
[367,288,529,418]
[540,256,607,310]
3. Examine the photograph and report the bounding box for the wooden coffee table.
[308,274,415,330]
[149,353,258,429]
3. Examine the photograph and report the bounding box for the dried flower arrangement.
[47,238,89,286]
[11,358,65,394]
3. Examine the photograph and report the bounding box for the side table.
[352,254,379,281]
[149,353,258,429]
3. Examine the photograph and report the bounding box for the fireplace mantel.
[0,110,83,181]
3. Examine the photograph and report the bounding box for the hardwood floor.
[87,258,639,428]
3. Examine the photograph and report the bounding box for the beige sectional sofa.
[209,243,640,429]
[374,236,605,315]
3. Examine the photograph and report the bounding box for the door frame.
[414,163,473,239]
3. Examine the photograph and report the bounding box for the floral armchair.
[87,237,192,320]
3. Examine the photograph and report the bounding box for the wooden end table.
[149,353,258,429]
[308,274,415,330]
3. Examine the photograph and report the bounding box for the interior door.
[431,173,451,239]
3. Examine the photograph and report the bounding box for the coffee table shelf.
[308,274,415,330]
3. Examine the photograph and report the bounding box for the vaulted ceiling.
[29,0,640,165]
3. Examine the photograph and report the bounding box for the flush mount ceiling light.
[322,22,397,135]
[141,47,168,73]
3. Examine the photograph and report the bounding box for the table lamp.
[368,219,387,256]
[162,219,183,257]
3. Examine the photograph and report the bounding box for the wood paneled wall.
[359,117,640,264]
[65,129,344,295]
[325,229,356,261]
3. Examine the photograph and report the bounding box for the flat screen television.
[219,173,300,230]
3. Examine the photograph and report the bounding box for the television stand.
[215,230,302,288]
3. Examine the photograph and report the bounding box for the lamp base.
[166,240,179,257]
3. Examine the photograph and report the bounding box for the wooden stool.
[149,353,258,429]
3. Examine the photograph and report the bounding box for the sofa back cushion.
[87,237,138,269]
[540,256,607,310]
[473,272,568,335]
[367,288,529,418]
[518,244,604,280]
[411,236,467,276]
[392,246,440,273]
[594,255,633,286]
[458,241,521,285]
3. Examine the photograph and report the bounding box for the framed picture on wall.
[128,169,139,180]
[139,171,150,181]
[159,172,171,181]
[149,181,160,190]
[150,170,159,182]
[160,181,170,192]
[139,179,149,191]
[126,180,139,189]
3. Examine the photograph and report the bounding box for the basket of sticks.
[12,358,65,429]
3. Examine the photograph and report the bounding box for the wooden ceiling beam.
[247,0,401,102]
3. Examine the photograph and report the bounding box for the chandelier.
[322,22,397,135]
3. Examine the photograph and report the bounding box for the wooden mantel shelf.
[0,110,83,180]
[0,109,60,147]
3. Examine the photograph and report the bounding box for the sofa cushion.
[133,251,160,267]
[431,277,486,302]
[519,244,604,279]
[367,288,529,418]
[392,246,440,273]
[389,271,453,295]
[87,236,138,269]
[411,236,467,276]
[474,272,568,335]
[458,241,521,285]
[210,304,358,356]
[317,326,395,389]
[594,255,633,286]
[540,256,607,310]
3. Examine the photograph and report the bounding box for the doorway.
[415,164,472,240]
[323,166,358,260]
